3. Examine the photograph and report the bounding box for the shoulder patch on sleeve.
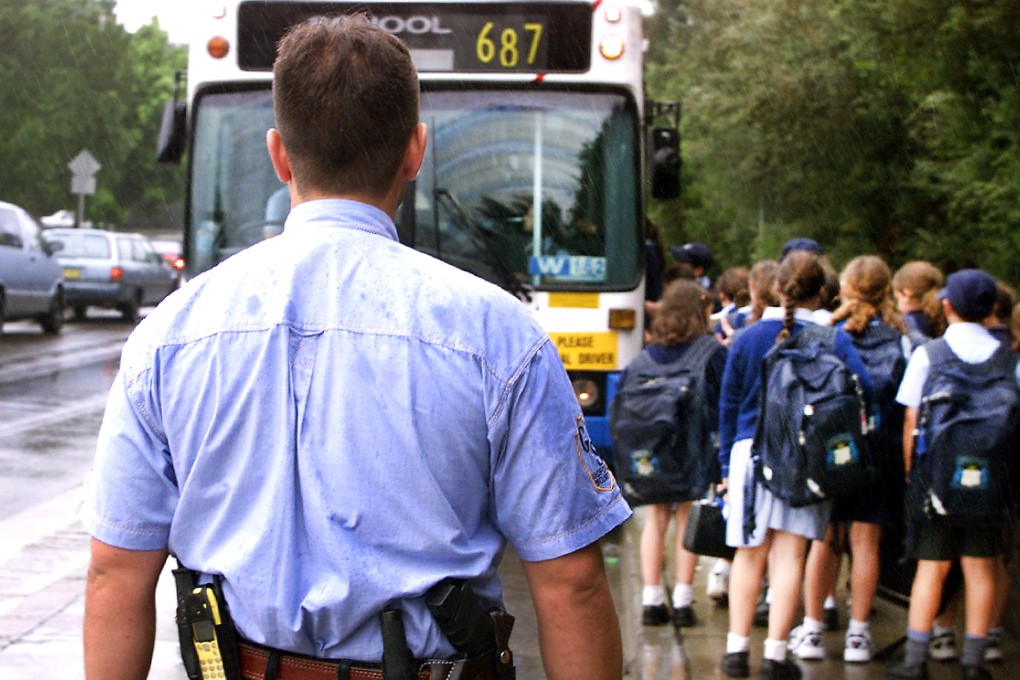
[575,415,615,491]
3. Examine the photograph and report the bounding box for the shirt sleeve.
[489,339,631,562]
[718,335,747,477]
[80,364,179,551]
[896,345,931,408]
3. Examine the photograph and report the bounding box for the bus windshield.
[187,87,641,290]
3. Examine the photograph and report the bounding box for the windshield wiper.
[433,188,532,302]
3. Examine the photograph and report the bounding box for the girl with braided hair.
[790,256,910,665]
[717,251,872,680]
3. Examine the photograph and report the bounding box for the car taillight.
[172,257,186,271]
[110,266,124,282]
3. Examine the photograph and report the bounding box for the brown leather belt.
[238,641,498,680]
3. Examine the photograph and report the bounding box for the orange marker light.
[207,36,230,59]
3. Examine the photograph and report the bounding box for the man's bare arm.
[84,538,168,680]
[520,541,623,680]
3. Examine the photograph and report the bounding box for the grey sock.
[961,635,989,668]
[903,638,928,667]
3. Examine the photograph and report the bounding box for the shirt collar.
[944,321,994,342]
[284,199,398,241]
[759,306,819,324]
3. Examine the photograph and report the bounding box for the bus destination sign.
[238,2,592,73]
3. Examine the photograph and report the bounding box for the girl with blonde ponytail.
[791,256,909,664]
[718,251,872,679]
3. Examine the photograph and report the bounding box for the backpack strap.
[682,334,723,373]
[923,337,954,370]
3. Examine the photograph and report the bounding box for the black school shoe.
[642,604,670,626]
[884,657,929,680]
[758,658,802,680]
[721,651,750,678]
[672,605,696,627]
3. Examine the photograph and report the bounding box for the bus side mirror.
[649,127,680,200]
[157,100,187,164]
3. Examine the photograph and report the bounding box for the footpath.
[1,490,1016,679]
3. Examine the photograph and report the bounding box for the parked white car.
[0,201,65,334]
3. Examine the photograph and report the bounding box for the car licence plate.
[62,268,81,280]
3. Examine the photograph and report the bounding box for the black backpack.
[909,338,1020,524]
[609,335,722,506]
[751,325,870,508]
[852,323,907,467]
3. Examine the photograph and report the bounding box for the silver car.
[43,228,178,322]
[0,201,65,334]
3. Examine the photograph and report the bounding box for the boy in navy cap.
[671,242,713,289]
[887,269,1019,680]
[779,237,824,260]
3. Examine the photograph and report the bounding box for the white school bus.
[157,0,681,459]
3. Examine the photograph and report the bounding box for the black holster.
[173,562,242,680]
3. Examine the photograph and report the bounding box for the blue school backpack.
[852,322,907,467]
[909,339,1020,524]
[751,325,871,508]
[609,335,722,506]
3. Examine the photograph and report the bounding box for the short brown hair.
[893,260,947,337]
[273,15,419,197]
[651,279,713,346]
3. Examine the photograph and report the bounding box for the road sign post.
[68,150,101,228]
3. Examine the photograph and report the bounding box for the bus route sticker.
[575,416,615,492]
[529,255,607,283]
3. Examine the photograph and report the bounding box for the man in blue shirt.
[82,15,630,680]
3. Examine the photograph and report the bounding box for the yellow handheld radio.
[190,586,227,679]
[174,564,241,680]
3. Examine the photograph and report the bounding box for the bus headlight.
[599,34,625,60]
[571,375,604,414]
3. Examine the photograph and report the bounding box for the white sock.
[849,619,869,636]
[763,638,788,662]
[765,586,773,604]
[727,633,751,654]
[713,559,731,576]
[802,616,824,633]
[642,585,666,607]
[672,583,694,608]
[824,594,837,609]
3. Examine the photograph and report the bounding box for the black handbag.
[682,496,735,560]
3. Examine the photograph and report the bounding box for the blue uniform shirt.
[81,199,630,660]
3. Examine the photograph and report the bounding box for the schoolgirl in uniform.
[631,279,728,627]
[893,261,947,345]
[790,256,908,664]
[718,252,872,680]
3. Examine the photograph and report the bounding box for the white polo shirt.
[896,322,1020,408]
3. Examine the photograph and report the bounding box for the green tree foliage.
[0,0,185,227]
[647,0,1020,284]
